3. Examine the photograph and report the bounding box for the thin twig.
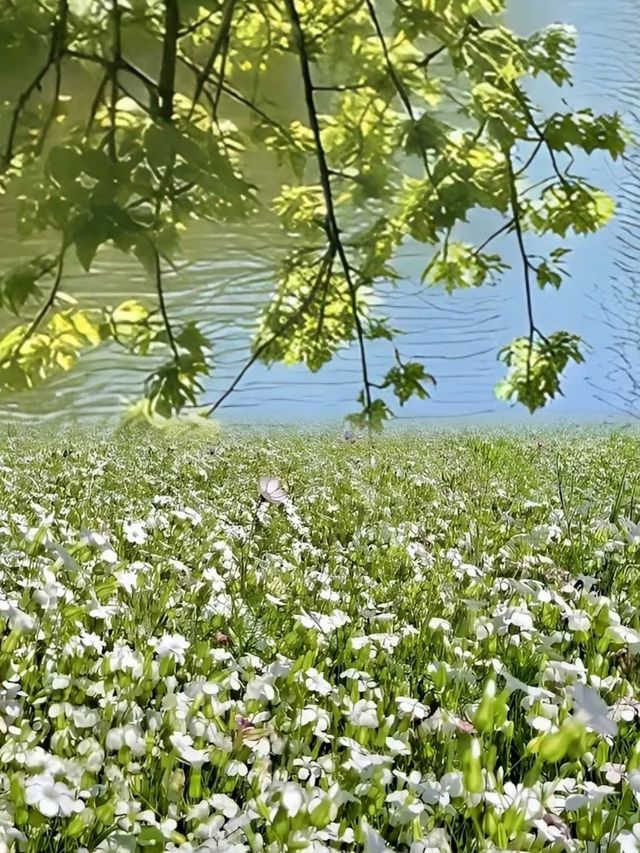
[85,71,110,138]
[150,239,180,364]
[512,85,572,187]
[415,44,447,69]
[179,8,216,37]
[506,153,546,389]
[0,245,68,370]
[473,219,514,256]
[65,49,160,109]
[188,0,237,119]
[205,250,335,414]
[36,0,67,156]
[159,0,179,122]
[108,0,122,158]
[177,53,297,145]
[2,0,68,169]
[212,30,231,119]
[514,139,544,178]
[364,0,429,173]
[285,0,373,416]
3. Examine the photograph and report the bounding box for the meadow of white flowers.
[0,427,639,853]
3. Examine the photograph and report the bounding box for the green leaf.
[133,237,158,278]
[424,242,508,291]
[74,225,102,272]
[144,124,176,170]
[0,258,53,314]
[526,182,615,237]
[403,113,449,156]
[46,146,83,191]
[496,331,584,412]
[382,354,436,405]
[137,825,166,851]
[544,110,628,159]
[525,24,576,85]
[346,396,393,432]
[111,300,151,326]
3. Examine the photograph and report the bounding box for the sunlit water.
[0,1,635,426]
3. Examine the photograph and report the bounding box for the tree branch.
[205,249,335,414]
[474,219,514,256]
[364,0,429,172]
[0,244,68,373]
[108,0,122,158]
[506,153,547,388]
[285,0,373,416]
[159,0,179,122]
[2,0,68,169]
[512,85,571,188]
[65,49,160,111]
[150,240,180,364]
[188,0,237,119]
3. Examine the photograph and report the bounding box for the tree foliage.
[0,0,628,426]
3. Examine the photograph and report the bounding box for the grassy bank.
[1,427,639,852]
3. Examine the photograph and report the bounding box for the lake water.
[0,1,636,426]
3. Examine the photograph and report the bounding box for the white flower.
[385,736,410,756]
[532,814,571,845]
[296,609,351,634]
[259,477,287,505]
[108,642,143,676]
[279,782,304,817]
[565,782,615,811]
[571,683,618,737]
[123,520,147,544]
[493,605,534,636]
[618,824,640,853]
[24,775,84,818]
[169,733,210,769]
[152,634,189,664]
[115,569,139,594]
[396,696,430,720]
[348,699,379,729]
[361,818,394,853]
[106,724,146,756]
[628,771,640,796]
[410,829,452,853]
[245,676,277,703]
[620,517,640,545]
[601,762,625,784]
[304,668,333,696]
[566,609,591,632]
[80,529,118,563]
[428,618,451,633]
[610,698,640,723]
[297,705,331,740]
[606,622,640,647]
[484,782,543,821]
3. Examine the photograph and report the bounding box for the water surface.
[0,1,634,426]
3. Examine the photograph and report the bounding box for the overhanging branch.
[205,249,336,414]
[188,0,237,119]
[284,0,374,416]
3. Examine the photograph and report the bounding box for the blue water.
[209,0,632,425]
[0,0,635,426]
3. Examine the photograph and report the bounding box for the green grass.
[1,425,640,852]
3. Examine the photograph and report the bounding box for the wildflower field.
[1,427,640,853]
